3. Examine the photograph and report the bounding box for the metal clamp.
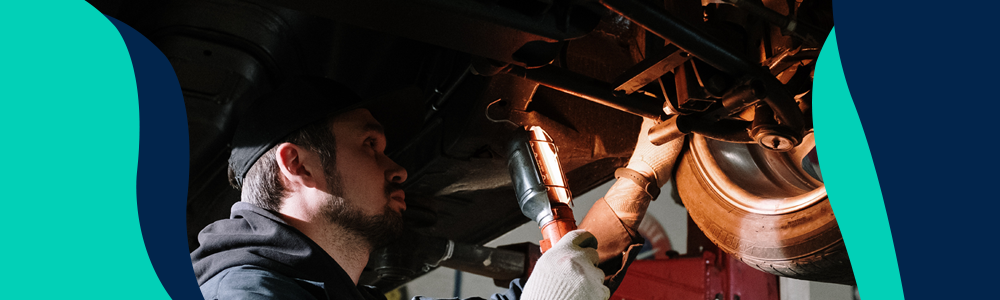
[423,239,455,272]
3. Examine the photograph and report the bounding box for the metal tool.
[507,126,576,253]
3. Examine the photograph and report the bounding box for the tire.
[675,133,855,285]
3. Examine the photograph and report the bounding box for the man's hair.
[229,117,339,212]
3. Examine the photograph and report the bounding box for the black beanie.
[228,77,363,188]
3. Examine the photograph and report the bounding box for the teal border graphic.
[0,2,170,299]
[814,28,903,300]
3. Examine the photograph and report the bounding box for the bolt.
[758,133,794,151]
[769,136,789,150]
[714,293,723,300]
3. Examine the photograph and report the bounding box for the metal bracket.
[612,44,689,95]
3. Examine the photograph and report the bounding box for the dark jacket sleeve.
[201,266,323,300]
[489,278,525,300]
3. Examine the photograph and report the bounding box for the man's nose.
[384,157,408,184]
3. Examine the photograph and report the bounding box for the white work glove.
[521,230,610,300]
[626,117,685,187]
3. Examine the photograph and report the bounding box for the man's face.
[320,109,408,249]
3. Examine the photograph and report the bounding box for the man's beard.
[321,175,405,250]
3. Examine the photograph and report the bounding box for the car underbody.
[88,0,844,291]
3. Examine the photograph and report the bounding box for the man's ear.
[275,143,322,190]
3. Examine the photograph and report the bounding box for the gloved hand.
[520,230,610,300]
[572,118,686,293]
[626,117,685,187]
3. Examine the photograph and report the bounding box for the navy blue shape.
[834,1,1000,298]
[107,16,202,300]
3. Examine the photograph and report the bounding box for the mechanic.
[189,77,624,300]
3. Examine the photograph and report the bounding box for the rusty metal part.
[674,60,715,113]
[370,230,530,289]
[437,241,528,283]
[693,120,754,144]
[656,78,681,116]
[648,115,692,145]
[753,128,797,152]
[722,0,826,45]
[707,78,766,121]
[648,115,754,145]
[494,242,542,288]
[502,64,665,120]
[599,0,804,139]
[612,44,689,95]
[765,47,821,77]
[752,104,799,151]
[601,0,753,75]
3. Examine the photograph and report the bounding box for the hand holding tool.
[520,230,609,300]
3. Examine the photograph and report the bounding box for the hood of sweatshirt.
[191,202,373,300]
